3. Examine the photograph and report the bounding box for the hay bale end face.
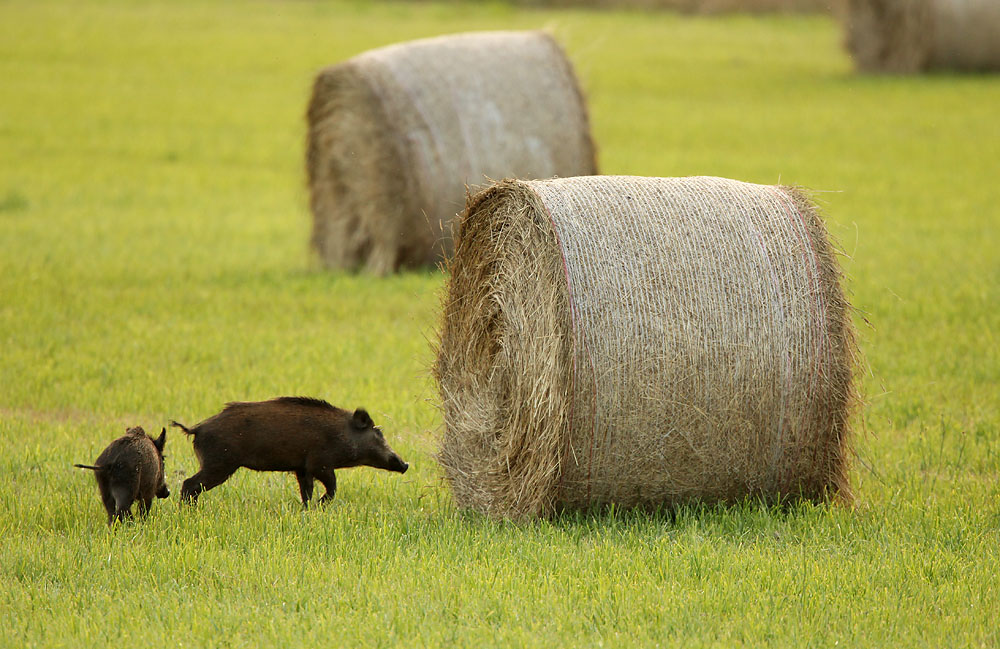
[306,31,598,274]
[436,176,859,519]
[845,0,1000,73]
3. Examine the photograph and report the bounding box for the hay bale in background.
[306,31,598,274]
[436,176,858,519]
[845,0,1000,73]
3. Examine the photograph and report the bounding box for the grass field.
[1,0,998,646]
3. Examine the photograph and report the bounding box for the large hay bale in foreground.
[845,0,1000,72]
[306,31,598,274]
[436,176,858,519]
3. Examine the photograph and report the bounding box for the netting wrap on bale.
[845,0,1000,72]
[436,176,858,519]
[306,31,598,274]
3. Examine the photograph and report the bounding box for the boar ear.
[154,427,167,452]
[351,409,374,431]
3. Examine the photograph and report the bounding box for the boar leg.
[181,466,237,504]
[98,483,117,525]
[109,485,135,526]
[110,509,133,526]
[295,471,314,506]
[136,497,153,518]
[314,468,337,504]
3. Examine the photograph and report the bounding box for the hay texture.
[436,176,858,519]
[845,0,1000,72]
[306,31,598,274]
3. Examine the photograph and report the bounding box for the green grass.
[1,0,998,646]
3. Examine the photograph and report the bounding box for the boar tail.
[74,463,103,471]
[170,420,195,436]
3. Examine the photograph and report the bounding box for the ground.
[0,1,997,646]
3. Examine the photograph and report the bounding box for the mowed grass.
[1,0,998,646]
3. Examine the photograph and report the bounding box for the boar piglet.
[75,426,170,526]
[171,397,408,506]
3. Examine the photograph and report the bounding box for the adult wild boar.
[75,426,170,526]
[171,397,409,506]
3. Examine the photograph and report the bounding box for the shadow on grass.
[447,494,847,544]
[558,495,837,524]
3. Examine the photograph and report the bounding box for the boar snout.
[373,451,408,474]
[157,484,170,499]
[392,455,409,474]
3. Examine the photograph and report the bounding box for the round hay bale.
[435,176,858,519]
[845,0,1000,73]
[306,31,598,275]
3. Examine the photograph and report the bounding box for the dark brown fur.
[75,426,169,526]
[171,397,408,506]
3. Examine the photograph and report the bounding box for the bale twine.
[306,31,598,275]
[435,176,858,519]
[845,0,1000,73]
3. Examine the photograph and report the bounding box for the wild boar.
[75,426,170,526]
[171,397,409,506]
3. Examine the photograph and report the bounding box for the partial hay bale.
[436,176,858,519]
[845,0,1000,72]
[306,31,598,275]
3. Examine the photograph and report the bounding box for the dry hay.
[435,175,859,519]
[306,31,598,275]
[845,0,1000,72]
